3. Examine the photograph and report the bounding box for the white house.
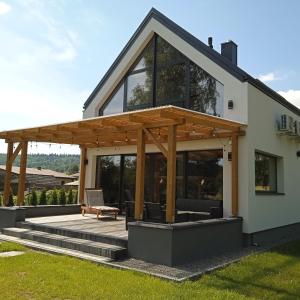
[82,8,300,237]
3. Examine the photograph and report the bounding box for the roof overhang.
[0,106,246,148]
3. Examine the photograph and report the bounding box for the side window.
[255,152,277,193]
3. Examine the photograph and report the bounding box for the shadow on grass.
[199,240,300,299]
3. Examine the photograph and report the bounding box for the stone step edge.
[17,222,128,247]
[0,234,112,264]
[3,228,126,251]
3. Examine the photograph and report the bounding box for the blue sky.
[0,0,300,154]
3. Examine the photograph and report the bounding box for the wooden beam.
[143,128,168,158]
[17,142,28,206]
[3,142,14,206]
[166,125,177,223]
[134,128,145,220]
[9,143,22,164]
[231,134,239,216]
[78,147,87,204]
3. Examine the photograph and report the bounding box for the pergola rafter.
[0,106,246,222]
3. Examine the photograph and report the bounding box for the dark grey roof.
[83,8,300,117]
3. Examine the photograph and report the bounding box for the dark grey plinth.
[0,207,25,228]
[24,205,81,218]
[128,218,243,266]
[244,221,300,246]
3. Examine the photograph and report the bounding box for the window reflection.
[190,62,224,117]
[127,71,152,109]
[156,63,186,106]
[102,84,124,115]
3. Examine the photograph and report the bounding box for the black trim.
[255,192,285,196]
[84,7,300,118]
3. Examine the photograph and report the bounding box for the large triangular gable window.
[100,34,224,117]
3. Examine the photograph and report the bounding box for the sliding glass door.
[95,150,223,211]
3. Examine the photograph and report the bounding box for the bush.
[51,190,58,205]
[7,192,15,207]
[39,189,47,205]
[58,189,66,205]
[30,189,38,206]
[67,190,74,204]
[74,190,78,204]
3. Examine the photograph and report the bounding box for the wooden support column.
[166,125,177,223]
[17,142,28,206]
[134,128,145,220]
[231,134,239,216]
[3,142,14,206]
[79,147,87,204]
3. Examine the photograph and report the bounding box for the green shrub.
[74,190,78,204]
[39,189,47,205]
[0,194,3,206]
[51,190,58,205]
[7,192,14,207]
[67,189,74,204]
[58,189,66,205]
[30,189,38,206]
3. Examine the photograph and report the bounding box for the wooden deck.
[26,214,128,240]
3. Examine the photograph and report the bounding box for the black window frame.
[99,34,223,117]
[255,151,278,194]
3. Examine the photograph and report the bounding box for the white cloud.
[0,1,10,14]
[277,89,300,108]
[258,72,281,83]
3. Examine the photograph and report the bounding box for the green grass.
[1,241,300,299]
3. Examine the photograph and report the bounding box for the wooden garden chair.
[81,189,119,220]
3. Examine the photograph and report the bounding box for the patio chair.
[81,189,119,220]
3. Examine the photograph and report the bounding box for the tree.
[58,189,66,205]
[30,189,38,206]
[74,190,78,204]
[39,189,47,205]
[67,189,74,204]
[51,189,58,205]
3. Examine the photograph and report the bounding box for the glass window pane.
[123,155,136,204]
[190,62,224,117]
[95,156,121,206]
[126,71,152,109]
[255,153,277,192]
[156,36,185,66]
[102,84,124,115]
[187,150,223,200]
[133,40,153,71]
[156,63,186,106]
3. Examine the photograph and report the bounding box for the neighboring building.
[82,8,300,236]
[0,165,74,192]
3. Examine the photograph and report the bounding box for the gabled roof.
[84,8,300,117]
[0,165,73,179]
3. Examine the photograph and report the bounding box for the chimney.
[221,40,237,65]
[208,37,213,49]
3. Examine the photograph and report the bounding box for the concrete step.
[16,221,127,248]
[1,227,127,260]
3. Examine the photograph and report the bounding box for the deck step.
[16,221,127,248]
[1,227,127,260]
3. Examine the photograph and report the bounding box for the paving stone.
[0,251,25,257]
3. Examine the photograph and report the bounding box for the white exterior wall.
[82,17,250,229]
[246,83,300,233]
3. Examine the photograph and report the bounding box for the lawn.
[1,241,300,300]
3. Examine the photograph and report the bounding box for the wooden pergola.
[0,106,245,223]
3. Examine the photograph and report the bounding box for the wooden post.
[231,134,238,216]
[3,142,14,206]
[166,125,176,223]
[79,147,87,204]
[17,142,28,206]
[134,128,145,220]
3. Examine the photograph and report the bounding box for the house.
[1,8,300,266]
[0,165,74,192]
[83,8,300,237]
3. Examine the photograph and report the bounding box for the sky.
[1,0,300,154]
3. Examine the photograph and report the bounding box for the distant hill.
[0,153,80,175]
